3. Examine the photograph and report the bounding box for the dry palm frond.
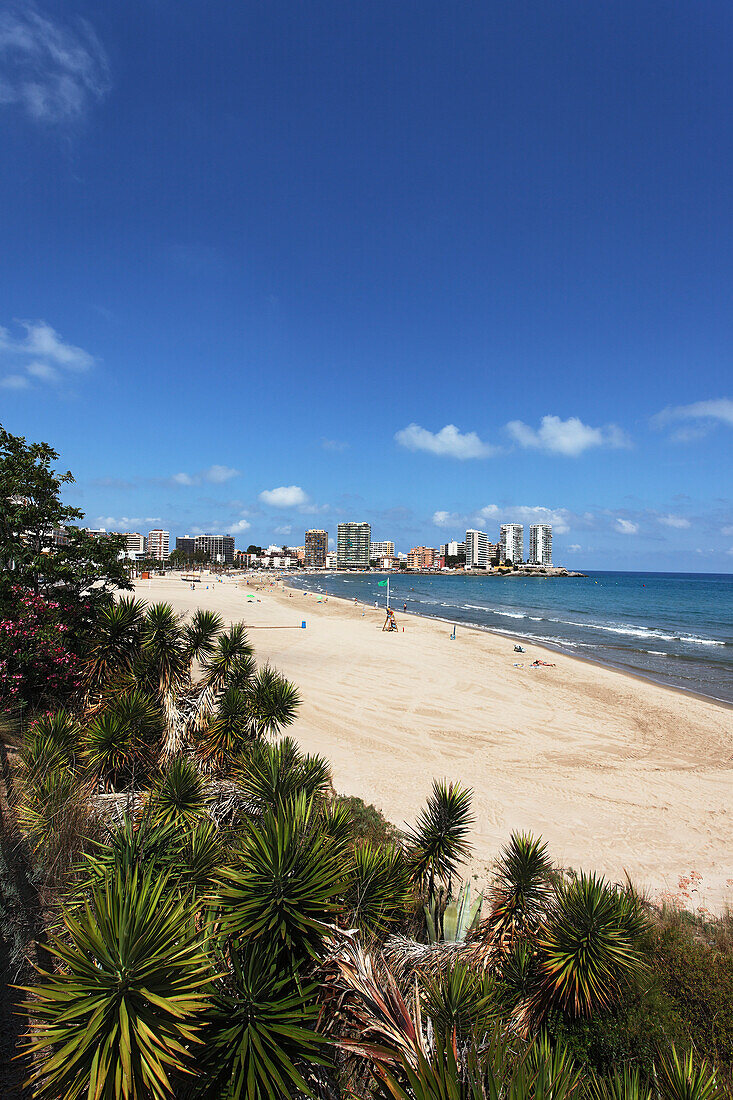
[383,933,464,982]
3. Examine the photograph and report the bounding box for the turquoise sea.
[286,571,733,704]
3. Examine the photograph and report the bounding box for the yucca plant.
[656,1045,722,1100]
[536,872,648,1019]
[235,737,332,816]
[22,867,213,1100]
[196,941,329,1100]
[19,709,80,779]
[345,841,413,939]
[424,880,482,944]
[201,624,254,693]
[107,686,164,750]
[487,831,554,949]
[83,596,147,696]
[83,710,149,789]
[199,684,254,771]
[421,961,498,1040]
[587,1064,653,1100]
[150,755,210,827]
[217,793,348,961]
[183,608,224,665]
[15,764,97,882]
[244,665,302,738]
[406,779,474,901]
[72,814,179,898]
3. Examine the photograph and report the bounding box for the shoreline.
[283,577,733,711]
[134,575,733,912]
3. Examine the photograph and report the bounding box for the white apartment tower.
[500,524,524,563]
[529,524,552,565]
[337,522,371,569]
[146,529,170,560]
[465,529,489,569]
[370,540,395,559]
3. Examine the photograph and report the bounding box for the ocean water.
[286,571,733,703]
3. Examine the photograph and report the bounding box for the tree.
[0,425,130,614]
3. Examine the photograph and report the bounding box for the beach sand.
[136,574,733,911]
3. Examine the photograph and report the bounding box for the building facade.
[194,534,235,564]
[407,546,436,570]
[147,529,170,560]
[305,529,328,568]
[123,533,146,558]
[465,529,489,569]
[337,522,371,569]
[500,524,524,563]
[175,536,197,558]
[529,524,552,565]
[370,540,395,560]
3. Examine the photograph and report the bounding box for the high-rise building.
[176,536,196,558]
[194,534,235,564]
[305,529,328,568]
[465,529,489,569]
[500,524,524,563]
[370,540,395,560]
[147,529,170,560]
[124,533,146,558]
[337,522,371,569]
[486,542,499,563]
[529,524,552,565]
[441,540,466,560]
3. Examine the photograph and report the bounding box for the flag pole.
[386,574,390,611]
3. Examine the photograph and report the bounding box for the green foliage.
[406,779,474,899]
[19,709,80,778]
[657,1044,723,1100]
[488,831,554,945]
[150,756,211,827]
[245,664,302,737]
[22,867,212,1100]
[421,962,498,1040]
[425,880,482,943]
[345,842,413,938]
[197,942,329,1100]
[537,872,648,1018]
[15,764,96,880]
[183,609,224,663]
[217,794,348,961]
[235,736,332,815]
[333,793,403,846]
[83,710,150,787]
[83,597,147,694]
[586,1064,653,1100]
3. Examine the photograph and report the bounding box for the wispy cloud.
[94,516,161,530]
[506,415,631,457]
[395,423,497,459]
[658,514,690,529]
[172,465,240,486]
[0,319,95,389]
[432,503,573,535]
[321,437,348,452]
[259,485,309,508]
[652,397,733,442]
[615,518,639,535]
[432,510,463,528]
[0,4,110,123]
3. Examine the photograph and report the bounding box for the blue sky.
[1,1,731,570]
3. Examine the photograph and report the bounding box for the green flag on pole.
[377,580,388,587]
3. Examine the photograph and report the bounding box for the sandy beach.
[136,573,732,911]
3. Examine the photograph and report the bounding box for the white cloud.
[259,485,309,508]
[506,415,631,457]
[395,423,497,460]
[172,465,240,487]
[0,6,110,123]
[615,518,639,534]
[0,319,95,389]
[569,544,582,552]
[432,510,462,528]
[94,516,161,530]
[26,359,59,381]
[274,525,292,536]
[658,514,690,529]
[722,525,733,537]
[321,438,348,452]
[0,373,30,389]
[653,397,733,434]
[229,518,251,533]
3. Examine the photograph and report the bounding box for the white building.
[529,524,552,565]
[500,524,524,563]
[147,529,170,560]
[325,552,337,569]
[465,529,489,569]
[370,540,395,559]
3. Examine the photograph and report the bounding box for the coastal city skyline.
[0,5,730,573]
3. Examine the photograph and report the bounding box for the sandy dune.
[136,574,733,911]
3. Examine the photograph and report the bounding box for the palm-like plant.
[22,867,212,1100]
[657,1045,722,1100]
[83,711,148,789]
[345,842,413,939]
[183,608,224,665]
[197,942,329,1100]
[217,794,348,961]
[406,779,474,901]
[245,665,302,738]
[235,737,331,816]
[487,831,554,949]
[19,709,80,778]
[587,1065,653,1100]
[150,756,210,828]
[15,764,96,879]
[83,596,146,696]
[199,685,255,772]
[536,872,648,1019]
[420,961,498,1040]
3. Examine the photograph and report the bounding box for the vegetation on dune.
[1,425,732,1099]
